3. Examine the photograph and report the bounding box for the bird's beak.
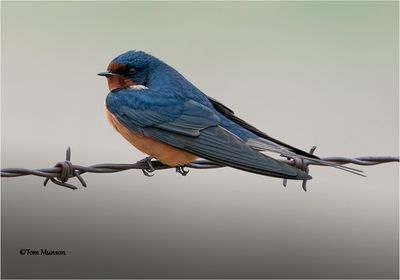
[97,71,123,78]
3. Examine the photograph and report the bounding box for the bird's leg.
[175,166,189,176]
[137,156,156,177]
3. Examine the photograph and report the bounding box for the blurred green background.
[2,1,398,278]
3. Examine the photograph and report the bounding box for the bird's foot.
[176,166,189,176]
[137,156,156,177]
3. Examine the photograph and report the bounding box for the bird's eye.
[128,68,137,75]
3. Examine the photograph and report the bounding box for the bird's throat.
[107,76,134,91]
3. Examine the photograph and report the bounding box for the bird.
[98,50,327,181]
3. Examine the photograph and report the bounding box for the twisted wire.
[1,147,398,191]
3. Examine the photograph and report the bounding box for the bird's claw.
[142,169,155,177]
[176,166,189,176]
[137,156,155,177]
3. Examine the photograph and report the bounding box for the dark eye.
[128,68,137,75]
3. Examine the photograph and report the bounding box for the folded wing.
[106,89,311,180]
[207,96,320,159]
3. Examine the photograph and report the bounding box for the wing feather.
[106,88,311,180]
[207,96,320,159]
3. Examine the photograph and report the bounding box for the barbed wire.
[1,147,398,191]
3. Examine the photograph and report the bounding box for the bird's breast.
[104,105,197,166]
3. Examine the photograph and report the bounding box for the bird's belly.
[104,106,197,166]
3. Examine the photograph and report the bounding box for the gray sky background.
[1,1,399,279]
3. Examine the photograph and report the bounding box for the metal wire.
[1,147,398,191]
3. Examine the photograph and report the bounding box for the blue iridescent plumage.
[101,50,317,180]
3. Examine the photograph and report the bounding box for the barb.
[1,147,398,191]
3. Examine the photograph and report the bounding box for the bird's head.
[98,50,157,91]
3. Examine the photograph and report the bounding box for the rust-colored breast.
[104,105,197,166]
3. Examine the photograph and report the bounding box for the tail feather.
[246,138,365,177]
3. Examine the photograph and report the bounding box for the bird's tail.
[246,138,365,177]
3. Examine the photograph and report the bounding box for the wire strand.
[1,147,398,191]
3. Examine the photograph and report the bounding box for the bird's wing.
[207,96,320,159]
[208,96,365,176]
[106,89,310,180]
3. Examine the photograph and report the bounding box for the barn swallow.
[98,50,321,180]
